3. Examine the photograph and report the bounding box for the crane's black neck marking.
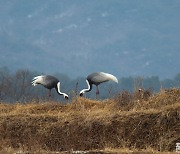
[55,82,69,99]
[56,82,65,96]
[86,80,92,92]
[81,79,92,93]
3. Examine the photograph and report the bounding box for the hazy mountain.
[0,0,180,79]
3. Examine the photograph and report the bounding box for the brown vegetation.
[0,88,179,153]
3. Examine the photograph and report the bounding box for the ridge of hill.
[0,88,179,153]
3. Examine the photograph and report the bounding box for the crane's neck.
[56,82,68,98]
[80,80,92,94]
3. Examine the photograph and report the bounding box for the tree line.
[0,67,179,103]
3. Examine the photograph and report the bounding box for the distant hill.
[0,0,180,78]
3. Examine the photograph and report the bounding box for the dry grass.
[0,88,179,153]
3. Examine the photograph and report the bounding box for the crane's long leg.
[96,86,100,99]
[48,89,51,99]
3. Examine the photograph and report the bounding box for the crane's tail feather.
[101,72,118,83]
[32,75,44,86]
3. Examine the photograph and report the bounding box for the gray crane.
[79,72,118,97]
[32,75,68,99]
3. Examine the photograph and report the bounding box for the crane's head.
[63,93,69,100]
[79,90,85,97]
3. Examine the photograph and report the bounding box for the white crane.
[80,72,118,97]
[32,75,68,99]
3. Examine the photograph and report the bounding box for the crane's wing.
[88,72,118,84]
[32,75,45,86]
[99,72,118,83]
[32,75,59,87]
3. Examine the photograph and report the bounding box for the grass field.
[0,88,179,153]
